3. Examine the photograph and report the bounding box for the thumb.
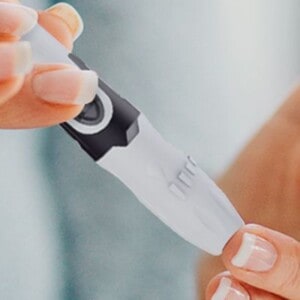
[221,224,300,300]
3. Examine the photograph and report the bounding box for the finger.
[0,2,93,128]
[206,272,283,300]
[0,41,32,104]
[0,2,37,101]
[0,1,36,102]
[38,3,84,50]
[0,64,98,128]
[0,2,37,41]
[221,224,300,300]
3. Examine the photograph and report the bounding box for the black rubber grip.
[61,54,140,161]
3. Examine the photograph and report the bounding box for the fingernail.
[231,233,277,272]
[32,69,98,105]
[212,277,250,300]
[0,42,32,80]
[46,3,84,41]
[0,3,38,36]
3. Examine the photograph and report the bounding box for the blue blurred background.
[1,0,300,299]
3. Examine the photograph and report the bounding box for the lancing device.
[22,25,244,256]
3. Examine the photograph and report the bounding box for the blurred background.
[1,0,300,299]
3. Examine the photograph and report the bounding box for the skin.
[0,0,83,129]
[1,1,299,298]
[199,86,300,298]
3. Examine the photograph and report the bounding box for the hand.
[197,86,300,298]
[206,224,300,299]
[0,0,98,129]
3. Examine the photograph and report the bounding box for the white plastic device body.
[22,25,244,255]
[98,115,244,255]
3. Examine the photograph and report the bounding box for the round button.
[75,96,104,125]
[67,86,113,135]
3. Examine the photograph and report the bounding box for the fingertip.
[222,224,261,261]
[206,273,250,300]
[45,2,84,41]
[0,2,38,37]
[32,68,98,105]
[222,224,279,273]
[205,272,230,298]
[220,224,300,299]
[38,11,74,51]
[222,227,245,265]
[38,2,84,51]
